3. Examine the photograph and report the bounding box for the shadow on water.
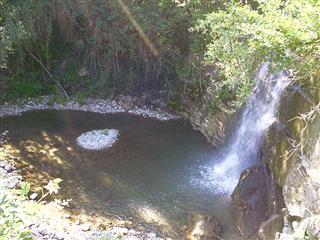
[0,110,239,239]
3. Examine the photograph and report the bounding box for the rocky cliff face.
[181,99,236,146]
[262,79,320,238]
[185,79,319,239]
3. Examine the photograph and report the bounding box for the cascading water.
[196,63,292,194]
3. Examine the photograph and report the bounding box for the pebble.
[54,232,66,240]
[147,232,157,238]
[4,164,13,172]
[63,214,71,219]
[29,192,38,200]
[81,223,91,231]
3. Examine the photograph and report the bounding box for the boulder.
[257,214,284,240]
[231,164,285,238]
[189,214,222,240]
[277,215,320,239]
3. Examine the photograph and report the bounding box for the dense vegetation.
[0,0,319,110]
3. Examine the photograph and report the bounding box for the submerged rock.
[189,214,221,240]
[76,129,119,150]
[231,164,285,238]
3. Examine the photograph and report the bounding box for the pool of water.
[0,110,239,238]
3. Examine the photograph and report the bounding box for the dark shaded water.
[0,110,238,238]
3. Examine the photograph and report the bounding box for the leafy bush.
[194,0,320,108]
[0,178,63,240]
[0,185,32,240]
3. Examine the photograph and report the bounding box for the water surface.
[0,110,239,238]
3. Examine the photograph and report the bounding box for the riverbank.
[0,95,179,121]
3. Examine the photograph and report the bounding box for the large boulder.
[231,164,285,238]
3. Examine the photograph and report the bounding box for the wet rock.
[232,164,285,238]
[189,214,221,240]
[182,100,236,146]
[257,214,284,240]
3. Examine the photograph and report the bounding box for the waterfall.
[196,63,291,194]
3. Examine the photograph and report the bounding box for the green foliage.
[1,0,319,112]
[0,188,31,240]
[15,182,31,198]
[0,177,63,240]
[0,0,212,103]
[194,0,320,108]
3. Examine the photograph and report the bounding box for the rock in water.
[189,214,221,240]
[231,164,285,238]
[76,129,119,150]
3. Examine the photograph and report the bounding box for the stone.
[63,214,71,219]
[29,192,38,200]
[257,214,284,240]
[0,161,6,168]
[298,215,320,239]
[147,232,156,238]
[54,232,66,240]
[277,215,320,239]
[81,223,91,231]
[231,164,285,238]
[189,214,221,240]
[4,163,13,172]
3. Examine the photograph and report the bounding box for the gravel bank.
[0,96,178,121]
[76,129,119,150]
